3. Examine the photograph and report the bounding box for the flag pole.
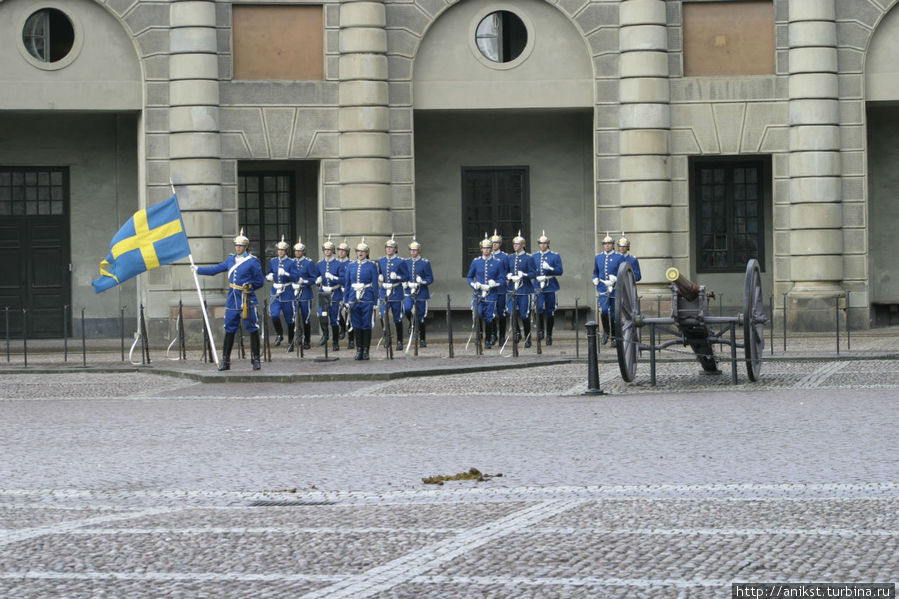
[189,253,219,367]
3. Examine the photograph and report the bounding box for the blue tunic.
[593,251,625,318]
[533,249,563,317]
[378,255,409,322]
[467,255,505,322]
[344,258,379,330]
[317,257,346,326]
[403,256,434,322]
[506,251,536,320]
[196,253,264,333]
[267,256,299,325]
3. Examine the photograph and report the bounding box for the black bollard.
[22,309,28,368]
[81,307,87,367]
[835,295,840,355]
[574,297,580,358]
[63,304,69,362]
[769,293,774,356]
[782,293,788,353]
[120,306,126,362]
[583,321,604,395]
[446,294,454,359]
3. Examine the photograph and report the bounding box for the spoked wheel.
[615,261,640,382]
[743,258,765,381]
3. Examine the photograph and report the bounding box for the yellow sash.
[229,282,251,319]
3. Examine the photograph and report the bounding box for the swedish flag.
[92,195,191,293]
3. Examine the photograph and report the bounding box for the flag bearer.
[533,231,563,345]
[403,238,434,348]
[193,229,265,371]
[293,237,318,350]
[344,238,379,360]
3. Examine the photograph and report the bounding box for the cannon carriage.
[614,259,766,385]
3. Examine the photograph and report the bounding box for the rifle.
[405,283,420,355]
[294,298,304,358]
[382,299,393,359]
[533,282,543,355]
[318,289,331,359]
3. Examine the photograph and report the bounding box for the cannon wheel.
[743,258,764,381]
[615,261,640,382]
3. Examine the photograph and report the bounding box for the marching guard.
[337,239,353,349]
[344,238,379,360]
[266,236,300,351]
[316,237,346,351]
[489,230,509,348]
[293,237,318,350]
[506,231,536,348]
[467,235,506,345]
[533,231,563,345]
[593,233,624,345]
[618,235,642,281]
[402,238,434,348]
[378,236,410,351]
[193,229,265,371]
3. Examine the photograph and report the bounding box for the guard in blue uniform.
[618,235,642,281]
[266,236,300,351]
[489,230,509,348]
[506,232,537,348]
[193,229,265,371]
[316,237,346,351]
[593,234,624,345]
[533,231,563,346]
[337,239,353,349]
[467,235,506,340]
[378,236,410,351]
[344,238,379,360]
[293,237,318,350]
[402,238,434,348]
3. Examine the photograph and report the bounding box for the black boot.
[419,322,426,348]
[354,330,363,360]
[537,315,545,340]
[250,331,261,370]
[303,323,311,350]
[600,313,611,345]
[332,326,340,351]
[395,321,404,351]
[347,327,355,350]
[484,320,494,349]
[362,329,371,360]
[219,332,235,371]
[339,319,346,340]
[272,320,283,346]
[546,316,554,346]
[523,321,532,348]
[498,316,507,346]
[286,326,295,352]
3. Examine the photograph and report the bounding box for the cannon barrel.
[665,267,701,301]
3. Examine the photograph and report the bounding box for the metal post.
[656,296,661,318]
[730,323,738,384]
[120,306,126,362]
[63,305,69,363]
[5,306,9,363]
[446,294,454,359]
[769,293,774,356]
[782,293,787,353]
[835,295,840,355]
[81,307,87,367]
[262,299,271,362]
[719,293,724,317]
[845,295,851,351]
[178,300,186,360]
[650,322,657,387]
[574,298,580,358]
[583,321,604,395]
[22,309,27,368]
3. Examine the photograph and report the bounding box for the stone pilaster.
[335,0,392,246]
[787,0,843,330]
[618,0,671,285]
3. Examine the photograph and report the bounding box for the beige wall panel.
[339,184,391,210]
[619,0,666,26]
[170,159,222,185]
[789,202,842,229]
[339,2,386,28]
[339,158,390,184]
[619,78,670,104]
[789,99,839,126]
[619,25,668,52]
[169,132,221,159]
[788,47,837,74]
[866,4,899,102]
[619,129,668,156]
[620,104,671,130]
[181,211,223,237]
[788,21,837,47]
[619,51,669,78]
[712,103,746,155]
[788,73,838,100]
[340,132,390,158]
[788,151,840,178]
[340,209,392,235]
[620,206,672,232]
[790,229,842,255]
[788,176,841,204]
[176,185,222,211]
[338,106,389,132]
[339,80,389,106]
[789,0,835,22]
[170,106,219,133]
[791,255,842,281]
[682,1,775,76]
[339,27,387,54]
[621,181,671,206]
[170,80,219,106]
[232,5,324,80]
[338,54,388,81]
[171,2,216,27]
[789,125,840,152]
[620,155,669,181]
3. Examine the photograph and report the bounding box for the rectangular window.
[232,5,324,80]
[692,158,767,273]
[461,167,529,275]
[238,172,295,260]
[682,1,774,76]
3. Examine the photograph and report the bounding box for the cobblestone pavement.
[1,356,898,598]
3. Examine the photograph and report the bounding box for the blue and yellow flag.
[92,195,191,293]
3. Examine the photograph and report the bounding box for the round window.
[23,8,75,63]
[475,11,527,63]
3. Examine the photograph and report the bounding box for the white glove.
[266,272,274,281]
[471,281,481,290]
[326,272,339,281]
[352,283,365,291]
[378,274,384,283]
[273,283,283,291]
[315,276,322,285]
[408,283,418,292]
[518,270,526,278]
[487,279,497,288]
[278,267,286,277]
[190,264,199,273]
[292,283,300,290]
[298,278,308,285]
[416,275,424,284]
[542,262,554,272]
[382,282,394,290]
[536,275,547,283]
[510,274,522,283]
[592,277,600,286]
[390,272,399,281]
[322,285,332,293]
[608,275,617,285]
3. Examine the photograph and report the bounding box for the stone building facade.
[2,0,898,337]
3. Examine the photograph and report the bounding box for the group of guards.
[193,228,639,370]
[193,231,433,370]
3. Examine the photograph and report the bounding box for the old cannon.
[614,259,766,385]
